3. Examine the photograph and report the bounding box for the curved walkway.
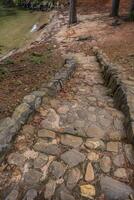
[0,13,134,200]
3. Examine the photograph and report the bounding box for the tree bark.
[69,0,77,24]
[130,0,134,13]
[111,0,120,17]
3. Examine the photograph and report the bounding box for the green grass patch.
[4,58,14,65]
[0,65,9,80]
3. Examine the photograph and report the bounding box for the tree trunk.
[69,0,77,24]
[130,0,134,13]
[129,0,134,20]
[111,0,120,17]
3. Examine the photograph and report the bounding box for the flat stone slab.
[23,169,42,186]
[60,134,83,147]
[66,167,81,190]
[61,149,86,167]
[100,175,134,200]
[50,161,66,178]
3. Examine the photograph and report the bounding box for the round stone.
[86,126,105,139]
[8,152,26,168]
[50,161,66,179]
[24,189,37,200]
[34,153,48,169]
[100,156,112,173]
[61,149,86,167]
[23,169,42,186]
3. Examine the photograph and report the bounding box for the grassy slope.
[0,5,49,55]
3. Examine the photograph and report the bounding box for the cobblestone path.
[0,14,134,200]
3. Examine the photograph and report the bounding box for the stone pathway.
[0,13,134,200]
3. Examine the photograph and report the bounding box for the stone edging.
[0,58,76,162]
[93,46,134,145]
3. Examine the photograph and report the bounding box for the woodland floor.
[0,1,134,200]
[0,0,133,122]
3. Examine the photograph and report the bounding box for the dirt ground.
[0,0,133,120]
[0,42,64,119]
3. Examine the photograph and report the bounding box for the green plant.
[29,53,45,64]
[0,65,9,80]
[4,58,14,65]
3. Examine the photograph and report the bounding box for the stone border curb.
[0,58,76,162]
[93,46,134,145]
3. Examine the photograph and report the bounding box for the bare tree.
[69,0,77,24]
[130,0,134,13]
[111,0,120,17]
[129,0,134,20]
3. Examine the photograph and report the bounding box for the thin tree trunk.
[111,0,120,17]
[129,0,134,20]
[69,0,77,24]
[130,0,134,13]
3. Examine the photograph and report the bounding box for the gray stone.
[23,169,42,185]
[23,189,37,200]
[22,125,35,139]
[100,156,112,173]
[86,126,105,139]
[113,154,125,167]
[66,167,81,190]
[23,94,41,109]
[44,179,56,199]
[38,129,56,139]
[33,138,50,152]
[60,191,75,200]
[114,168,127,179]
[124,144,134,165]
[34,153,48,169]
[40,109,60,130]
[43,144,61,156]
[0,118,19,152]
[5,189,19,200]
[61,149,86,167]
[12,103,32,124]
[114,117,123,130]
[61,134,83,148]
[100,175,134,200]
[85,138,105,150]
[8,152,26,167]
[55,183,69,200]
[31,90,46,97]
[50,161,66,178]
[99,115,112,128]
